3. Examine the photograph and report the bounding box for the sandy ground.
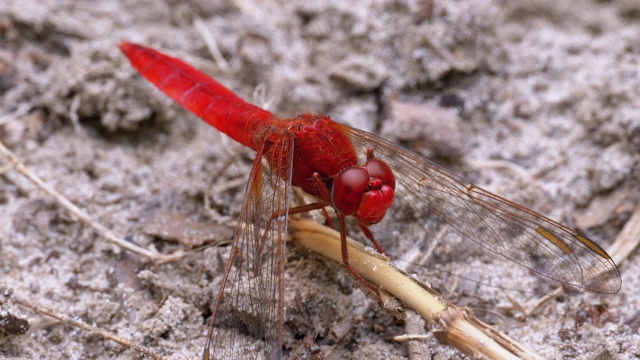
[1,0,640,359]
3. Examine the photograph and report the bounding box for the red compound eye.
[354,182,394,224]
[331,158,396,224]
[331,167,369,215]
[355,158,395,224]
[365,159,395,190]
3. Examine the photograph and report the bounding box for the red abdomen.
[120,42,359,196]
[119,42,273,150]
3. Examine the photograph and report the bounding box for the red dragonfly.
[119,42,621,359]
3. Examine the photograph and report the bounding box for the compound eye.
[365,159,395,189]
[331,167,369,215]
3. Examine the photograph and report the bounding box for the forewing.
[341,125,621,294]
[207,135,293,359]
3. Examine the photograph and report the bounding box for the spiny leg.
[336,213,383,305]
[357,221,386,255]
[310,173,384,303]
[312,170,388,256]
[321,207,338,230]
[254,202,329,276]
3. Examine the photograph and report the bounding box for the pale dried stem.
[520,287,565,319]
[607,202,640,266]
[289,219,544,360]
[398,309,432,360]
[193,17,230,71]
[15,297,165,360]
[0,140,185,263]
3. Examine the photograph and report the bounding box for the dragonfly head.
[331,158,395,224]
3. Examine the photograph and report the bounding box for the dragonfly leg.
[255,201,329,274]
[321,207,338,230]
[312,172,384,303]
[356,222,386,255]
[336,214,384,305]
[309,173,338,229]
[312,170,386,255]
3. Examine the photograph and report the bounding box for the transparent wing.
[206,134,294,360]
[340,124,621,294]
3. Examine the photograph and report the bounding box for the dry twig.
[289,219,544,360]
[193,17,229,71]
[607,202,640,266]
[0,140,185,263]
[15,297,165,360]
